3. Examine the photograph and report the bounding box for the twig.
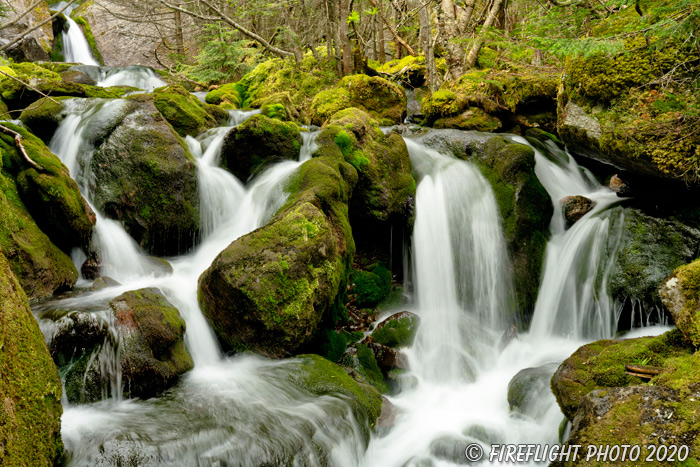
[0,0,45,30]
[0,0,77,52]
[0,69,60,104]
[0,125,43,171]
[153,45,207,88]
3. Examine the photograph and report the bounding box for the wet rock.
[560,195,596,228]
[152,85,227,137]
[659,259,700,348]
[608,174,630,194]
[363,338,409,372]
[60,70,97,85]
[0,0,53,62]
[91,276,120,291]
[90,98,200,256]
[429,435,471,465]
[286,354,382,427]
[499,323,518,350]
[199,129,356,357]
[110,288,193,399]
[49,311,108,367]
[507,364,557,418]
[81,255,100,280]
[377,397,398,429]
[370,311,420,348]
[433,107,502,132]
[0,252,64,465]
[220,113,301,182]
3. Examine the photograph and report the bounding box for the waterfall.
[54,2,100,66]
[520,136,626,340]
[406,138,513,383]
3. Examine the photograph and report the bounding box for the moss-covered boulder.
[198,129,357,357]
[205,82,243,109]
[349,264,392,308]
[376,55,428,87]
[0,164,78,299]
[0,123,95,251]
[220,113,301,182]
[251,92,300,122]
[603,208,700,319]
[557,41,700,186]
[287,354,382,430]
[110,288,193,399]
[310,75,406,126]
[325,109,415,258]
[18,96,71,143]
[507,364,557,417]
[550,329,700,465]
[0,61,128,111]
[464,136,552,317]
[90,98,200,255]
[370,311,420,348]
[0,252,63,466]
[659,259,700,348]
[153,85,227,137]
[422,69,558,131]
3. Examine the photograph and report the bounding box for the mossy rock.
[220,113,301,182]
[0,61,123,110]
[110,288,193,399]
[199,135,357,357]
[287,354,382,430]
[153,85,224,137]
[551,329,690,421]
[603,208,700,314]
[205,82,243,109]
[0,123,95,251]
[659,259,700,348]
[323,108,415,258]
[90,99,200,256]
[507,364,557,417]
[370,311,420,348]
[309,74,407,126]
[464,136,552,317]
[18,97,71,143]
[339,343,390,393]
[376,55,426,87]
[433,106,502,132]
[252,92,300,122]
[0,253,64,466]
[0,166,77,299]
[349,264,391,308]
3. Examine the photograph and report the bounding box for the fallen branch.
[0,125,43,171]
[0,69,60,104]
[625,364,662,379]
[366,0,416,56]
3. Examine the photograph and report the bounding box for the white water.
[54,2,100,66]
[521,137,626,340]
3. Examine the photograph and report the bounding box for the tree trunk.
[173,9,184,55]
[441,0,464,79]
[376,11,386,63]
[419,0,438,92]
[465,0,505,68]
[338,0,353,74]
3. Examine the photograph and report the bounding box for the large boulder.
[0,253,63,466]
[152,85,227,137]
[659,259,700,348]
[557,43,700,187]
[0,62,128,111]
[60,288,193,402]
[0,163,77,299]
[602,208,700,322]
[0,0,53,62]
[325,108,415,261]
[309,75,406,126]
[0,123,95,251]
[110,288,193,399]
[370,311,420,348]
[90,97,200,255]
[464,135,553,317]
[220,114,301,182]
[198,129,358,357]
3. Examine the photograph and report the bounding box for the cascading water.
[53,2,100,66]
[39,107,369,465]
[520,136,626,340]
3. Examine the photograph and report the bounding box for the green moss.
[288,354,382,428]
[71,17,103,65]
[371,314,419,348]
[0,253,64,466]
[349,264,391,308]
[356,343,388,393]
[153,85,220,137]
[319,329,362,362]
[204,83,241,108]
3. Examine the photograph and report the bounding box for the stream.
[25,19,674,466]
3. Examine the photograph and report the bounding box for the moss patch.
[153,85,223,137]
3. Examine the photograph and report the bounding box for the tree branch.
[366,0,416,56]
[0,125,43,171]
[0,0,45,30]
[0,0,77,52]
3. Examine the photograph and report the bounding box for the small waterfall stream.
[54,2,100,66]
